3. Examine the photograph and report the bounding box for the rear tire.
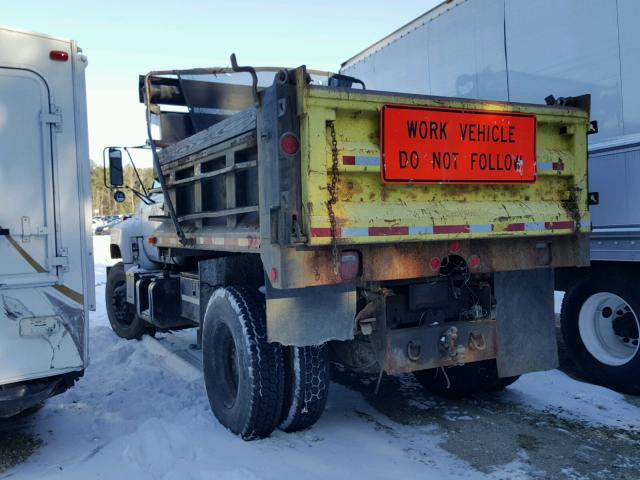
[105,262,146,340]
[561,273,640,394]
[278,345,330,433]
[203,286,284,440]
[414,360,520,398]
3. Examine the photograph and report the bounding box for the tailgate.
[299,86,590,246]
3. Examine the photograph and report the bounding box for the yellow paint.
[299,86,590,246]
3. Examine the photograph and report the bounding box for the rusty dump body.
[151,67,590,285]
[142,65,590,376]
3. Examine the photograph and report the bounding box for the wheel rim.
[578,292,640,366]
[111,281,133,326]
[214,324,240,409]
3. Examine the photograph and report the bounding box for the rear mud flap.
[265,281,356,346]
[495,268,558,377]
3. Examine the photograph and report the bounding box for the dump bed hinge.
[40,106,63,132]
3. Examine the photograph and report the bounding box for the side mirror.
[108,148,124,187]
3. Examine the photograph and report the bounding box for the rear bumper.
[0,371,83,418]
[279,234,590,289]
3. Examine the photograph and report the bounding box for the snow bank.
[507,369,640,431]
[9,237,478,480]
[6,237,639,479]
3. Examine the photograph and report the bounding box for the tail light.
[280,132,300,156]
[340,250,360,280]
[429,257,441,271]
[50,50,69,62]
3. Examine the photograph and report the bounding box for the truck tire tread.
[105,262,146,340]
[279,344,330,433]
[203,286,284,440]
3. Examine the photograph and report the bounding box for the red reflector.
[147,236,157,245]
[280,133,300,156]
[50,50,69,62]
[449,241,460,253]
[340,250,360,280]
[430,257,441,271]
[270,268,278,282]
[468,255,480,269]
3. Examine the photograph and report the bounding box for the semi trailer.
[0,27,93,417]
[339,0,640,394]
[106,56,591,440]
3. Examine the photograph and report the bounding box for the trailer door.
[0,68,59,286]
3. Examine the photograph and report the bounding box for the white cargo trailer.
[0,27,93,416]
[340,0,640,393]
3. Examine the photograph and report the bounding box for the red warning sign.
[381,105,537,184]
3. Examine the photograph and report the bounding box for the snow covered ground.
[4,237,640,480]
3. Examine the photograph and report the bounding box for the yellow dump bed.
[299,86,590,247]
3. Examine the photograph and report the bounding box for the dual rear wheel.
[202,286,330,440]
[105,267,331,440]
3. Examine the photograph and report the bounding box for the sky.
[3,0,440,166]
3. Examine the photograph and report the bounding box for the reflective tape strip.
[545,221,575,230]
[343,155,380,166]
[409,225,434,235]
[506,223,525,231]
[433,225,469,234]
[158,235,260,249]
[537,162,564,171]
[341,227,369,237]
[524,222,546,231]
[311,227,335,237]
[369,226,409,236]
[469,224,493,233]
[309,221,576,238]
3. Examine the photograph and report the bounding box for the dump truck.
[0,26,93,417]
[106,56,590,440]
[339,0,640,394]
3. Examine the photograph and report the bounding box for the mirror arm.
[102,146,111,189]
[124,147,154,203]
[130,188,153,206]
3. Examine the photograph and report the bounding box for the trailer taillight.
[50,50,69,62]
[340,250,360,281]
[280,133,300,156]
[430,257,441,271]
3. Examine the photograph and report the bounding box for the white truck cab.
[0,26,93,417]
